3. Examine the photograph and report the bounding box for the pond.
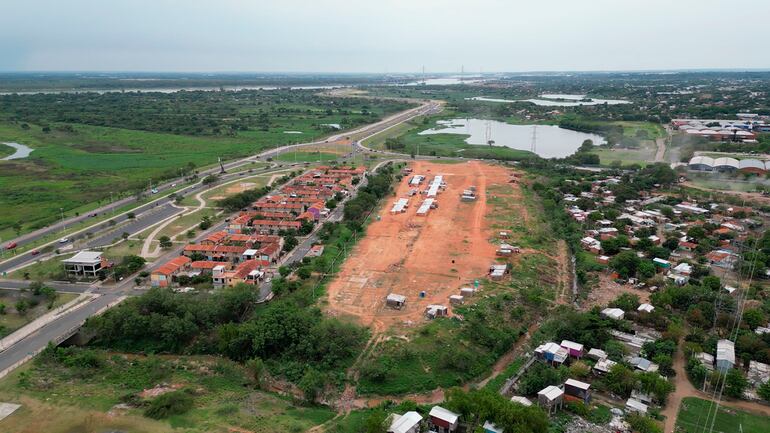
[467,93,631,107]
[418,118,605,158]
[1,142,34,160]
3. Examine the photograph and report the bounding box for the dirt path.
[554,240,571,304]
[662,341,770,433]
[475,322,539,389]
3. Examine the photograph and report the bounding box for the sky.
[2,0,770,73]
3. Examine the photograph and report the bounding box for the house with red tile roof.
[212,260,266,288]
[151,256,192,287]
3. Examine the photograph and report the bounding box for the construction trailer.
[416,198,436,216]
[426,175,444,198]
[390,198,409,214]
[409,175,425,186]
[386,293,407,309]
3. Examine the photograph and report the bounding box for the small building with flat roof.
[63,251,105,278]
[388,411,422,433]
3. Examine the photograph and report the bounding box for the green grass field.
[0,352,335,433]
[0,142,15,158]
[274,151,339,162]
[0,93,410,236]
[676,397,770,433]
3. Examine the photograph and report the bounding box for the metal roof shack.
[482,420,504,433]
[510,396,533,406]
[386,293,407,309]
[428,406,459,432]
[625,398,648,414]
[716,339,735,372]
[602,308,625,320]
[560,340,584,358]
[388,411,422,433]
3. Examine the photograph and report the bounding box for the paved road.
[0,293,121,374]
[0,279,94,293]
[0,100,434,378]
[85,204,183,248]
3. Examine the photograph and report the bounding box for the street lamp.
[60,208,66,231]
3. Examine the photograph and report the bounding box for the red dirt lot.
[326,160,513,332]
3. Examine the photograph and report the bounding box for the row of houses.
[151,166,365,288]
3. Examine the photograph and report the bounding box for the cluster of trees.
[444,388,549,433]
[0,90,411,137]
[109,255,146,281]
[342,164,395,227]
[85,283,368,394]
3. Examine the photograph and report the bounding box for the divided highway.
[0,99,440,379]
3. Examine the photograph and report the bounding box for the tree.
[298,368,325,403]
[199,216,212,230]
[12,221,22,236]
[606,364,637,397]
[245,357,265,388]
[609,250,641,279]
[362,409,388,433]
[638,260,656,279]
[121,232,130,240]
[725,368,748,398]
[758,380,770,402]
[297,267,312,280]
[202,174,218,185]
[610,293,640,311]
[14,299,30,315]
[158,235,172,249]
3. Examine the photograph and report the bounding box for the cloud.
[1,0,769,72]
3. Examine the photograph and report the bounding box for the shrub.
[144,389,194,419]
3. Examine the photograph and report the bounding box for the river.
[418,118,605,158]
[1,142,34,160]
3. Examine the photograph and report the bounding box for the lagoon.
[418,118,605,158]
[467,93,630,107]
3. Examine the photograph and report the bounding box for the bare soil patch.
[326,160,514,332]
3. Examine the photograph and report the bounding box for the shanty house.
[564,379,591,403]
[428,406,459,433]
[386,293,407,309]
[483,421,503,433]
[560,340,584,358]
[537,385,564,414]
[716,339,735,372]
[387,411,422,433]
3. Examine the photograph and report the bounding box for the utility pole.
[60,207,66,232]
[110,191,115,215]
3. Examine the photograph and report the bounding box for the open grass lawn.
[689,176,766,192]
[0,352,336,433]
[676,397,770,433]
[0,141,15,158]
[0,290,78,337]
[0,92,411,236]
[8,253,75,281]
[591,143,657,167]
[274,151,340,163]
[156,209,220,241]
[101,239,144,259]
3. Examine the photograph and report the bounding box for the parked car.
[30,250,40,256]
[151,188,159,194]
[5,242,17,250]
[58,238,69,243]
